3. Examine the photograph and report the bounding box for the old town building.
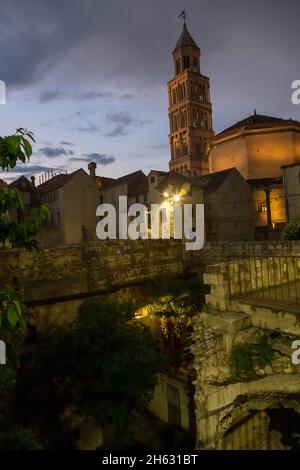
[209,112,300,238]
[282,162,300,221]
[168,21,213,177]
[38,168,99,245]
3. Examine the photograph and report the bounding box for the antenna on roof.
[254,109,257,115]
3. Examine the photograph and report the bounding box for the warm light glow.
[174,194,180,202]
[163,192,169,198]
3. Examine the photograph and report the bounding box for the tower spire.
[167,22,214,178]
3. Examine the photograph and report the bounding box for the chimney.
[30,176,36,186]
[88,161,97,180]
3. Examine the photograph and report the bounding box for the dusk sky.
[0,0,299,182]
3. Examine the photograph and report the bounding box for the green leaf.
[7,305,18,327]
[12,300,22,316]
[21,137,32,158]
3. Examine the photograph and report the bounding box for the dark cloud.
[1,0,299,136]
[78,91,113,100]
[38,147,74,157]
[38,90,66,103]
[85,153,115,165]
[105,112,151,137]
[60,141,75,146]
[7,164,51,175]
[121,94,135,100]
[69,153,115,165]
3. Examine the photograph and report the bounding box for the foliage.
[0,288,26,331]
[140,275,204,355]
[0,129,49,332]
[38,299,166,431]
[0,130,50,251]
[230,344,254,379]
[255,334,275,367]
[230,335,274,380]
[282,218,300,240]
[0,128,35,170]
[0,427,43,450]
[0,129,49,406]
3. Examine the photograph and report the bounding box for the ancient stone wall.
[192,255,300,449]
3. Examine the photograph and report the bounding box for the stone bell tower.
[168,20,214,177]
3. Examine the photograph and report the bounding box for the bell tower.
[168,20,214,177]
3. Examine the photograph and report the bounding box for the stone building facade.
[168,22,213,177]
[209,112,300,238]
[282,162,300,221]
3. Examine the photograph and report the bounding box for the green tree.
[0,129,49,396]
[140,275,204,358]
[37,299,166,444]
[282,218,300,240]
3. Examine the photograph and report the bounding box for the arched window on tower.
[172,90,176,105]
[183,55,190,69]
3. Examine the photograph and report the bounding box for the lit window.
[258,202,267,212]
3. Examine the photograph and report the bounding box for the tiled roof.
[192,168,236,190]
[9,175,37,191]
[96,176,116,189]
[156,171,188,191]
[216,113,300,139]
[99,170,146,190]
[174,22,198,50]
[38,170,81,195]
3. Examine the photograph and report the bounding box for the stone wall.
[1,239,300,333]
[0,240,184,305]
[1,240,300,306]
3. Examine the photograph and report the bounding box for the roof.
[192,168,236,191]
[148,170,168,176]
[248,177,283,188]
[174,22,198,50]
[99,170,147,190]
[95,175,116,189]
[38,169,81,195]
[281,162,300,170]
[9,175,38,191]
[0,178,7,187]
[216,112,300,140]
[156,171,188,191]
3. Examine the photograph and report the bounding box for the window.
[57,212,61,227]
[183,55,190,69]
[143,192,148,202]
[258,202,267,212]
[298,172,300,183]
[150,176,155,184]
[100,195,104,204]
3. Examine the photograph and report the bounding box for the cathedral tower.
[168,21,214,177]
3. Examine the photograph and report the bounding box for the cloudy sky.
[0,0,299,182]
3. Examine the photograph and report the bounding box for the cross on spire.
[178,9,187,22]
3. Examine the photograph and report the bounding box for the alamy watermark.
[291,340,300,365]
[0,80,6,104]
[96,196,205,251]
[291,80,300,105]
[0,340,6,365]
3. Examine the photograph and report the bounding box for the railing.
[227,256,300,306]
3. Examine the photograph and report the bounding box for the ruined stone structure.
[192,254,300,449]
